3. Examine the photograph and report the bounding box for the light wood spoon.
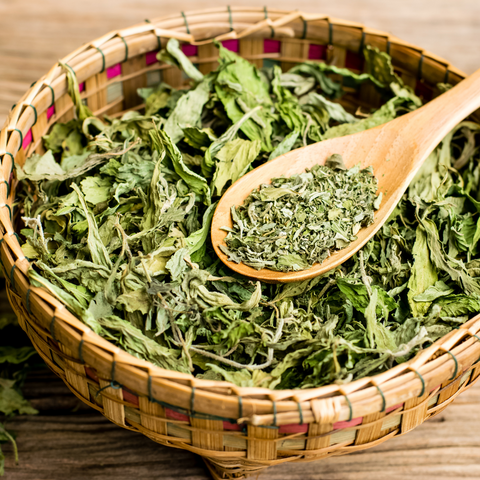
[211,68,480,283]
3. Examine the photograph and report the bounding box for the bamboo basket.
[2,7,480,479]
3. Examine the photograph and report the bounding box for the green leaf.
[186,202,217,255]
[116,289,151,315]
[71,184,112,269]
[165,247,190,282]
[59,61,94,121]
[202,105,263,178]
[164,77,212,144]
[97,315,189,373]
[150,128,211,202]
[272,65,307,132]
[300,92,358,124]
[141,83,173,116]
[434,294,480,317]
[43,120,80,153]
[159,38,203,82]
[0,346,37,365]
[413,281,454,302]
[80,176,112,204]
[268,130,300,162]
[407,227,438,316]
[16,150,65,181]
[215,42,274,151]
[0,378,38,416]
[183,126,217,149]
[211,138,261,196]
[421,218,480,295]
[363,45,403,87]
[365,288,397,351]
[337,278,398,316]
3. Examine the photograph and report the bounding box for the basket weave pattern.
[2,7,480,479]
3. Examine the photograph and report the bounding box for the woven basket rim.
[1,7,480,426]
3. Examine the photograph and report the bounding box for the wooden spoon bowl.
[211,68,480,283]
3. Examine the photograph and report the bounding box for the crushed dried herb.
[221,154,381,271]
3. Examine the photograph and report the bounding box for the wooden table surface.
[1,1,480,479]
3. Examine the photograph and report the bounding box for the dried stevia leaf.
[14,43,480,392]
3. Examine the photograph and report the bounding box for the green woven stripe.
[27,104,37,126]
[26,288,32,315]
[13,128,23,146]
[375,384,386,412]
[444,69,450,84]
[301,17,308,39]
[9,263,16,291]
[50,314,58,341]
[47,84,55,107]
[78,338,85,363]
[119,36,129,62]
[359,30,366,53]
[264,6,275,38]
[2,152,14,165]
[190,386,196,413]
[144,20,161,50]
[272,401,277,426]
[4,204,12,220]
[297,402,304,424]
[444,350,459,380]
[181,11,190,34]
[411,369,426,397]
[227,5,233,31]
[96,46,106,73]
[0,181,10,198]
[343,393,353,421]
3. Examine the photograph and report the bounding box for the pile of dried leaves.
[16,40,480,390]
[222,154,381,271]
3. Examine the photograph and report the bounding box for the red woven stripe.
[182,44,198,56]
[223,421,242,431]
[165,407,189,422]
[85,366,99,382]
[279,423,308,434]
[222,39,239,52]
[107,63,122,79]
[146,51,158,66]
[264,39,281,54]
[22,129,32,149]
[122,389,139,407]
[345,50,364,71]
[308,44,327,60]
[47,105,55,120]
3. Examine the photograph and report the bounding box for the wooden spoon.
[211,68,480,283]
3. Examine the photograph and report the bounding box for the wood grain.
[1,1,480,478]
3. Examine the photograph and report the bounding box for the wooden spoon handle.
[402,66,480,168]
